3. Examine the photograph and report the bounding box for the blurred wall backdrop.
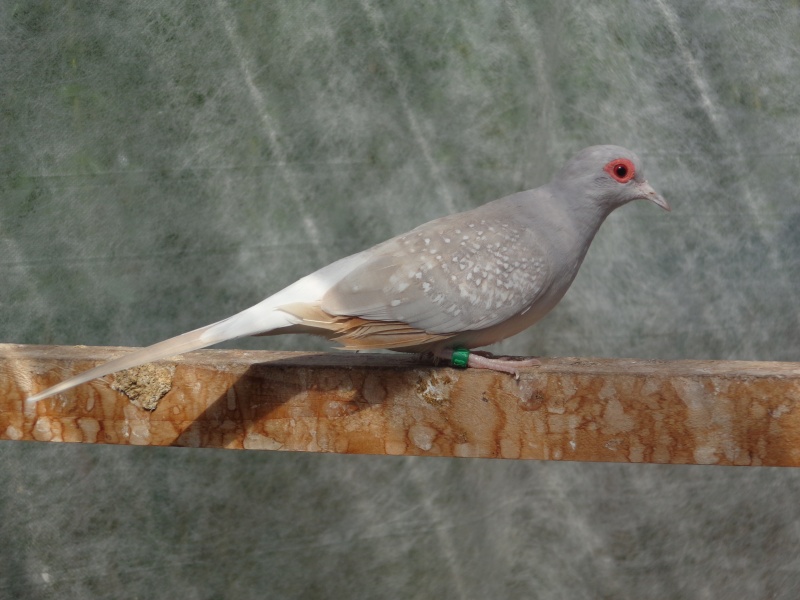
[2,1,799,598]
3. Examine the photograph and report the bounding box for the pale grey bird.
[28,145,669,402]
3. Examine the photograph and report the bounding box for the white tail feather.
[26,246,373,403]
[27,322,223,403]
[27,294,303,403]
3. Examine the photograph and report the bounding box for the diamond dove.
[28,145,669,402]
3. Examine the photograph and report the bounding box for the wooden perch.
[1,343,799,466]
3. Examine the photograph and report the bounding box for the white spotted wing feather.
[321,200,551,335]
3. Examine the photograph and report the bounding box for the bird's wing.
[318,207,551,335]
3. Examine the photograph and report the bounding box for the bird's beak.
[636,180,670,211]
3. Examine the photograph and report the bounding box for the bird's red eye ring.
[604,158,635,183]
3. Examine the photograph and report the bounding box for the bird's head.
[556,145,670,213]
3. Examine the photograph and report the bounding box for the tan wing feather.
[278,303,455,350]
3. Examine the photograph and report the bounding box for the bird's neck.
[571,194,612,243]
[536,184,611,257]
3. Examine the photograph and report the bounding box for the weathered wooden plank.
[1,344,799,465]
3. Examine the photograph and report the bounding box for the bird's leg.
[467,351,541,377]
[433,348,540,378]
[471,350,541,365]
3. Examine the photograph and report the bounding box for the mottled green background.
[2,1,799,598]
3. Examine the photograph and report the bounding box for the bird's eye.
[604,158,635,183]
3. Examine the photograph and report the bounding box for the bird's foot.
[433,348,540,379]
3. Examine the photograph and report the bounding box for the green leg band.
[450,347,470,368]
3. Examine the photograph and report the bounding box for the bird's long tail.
[25,250,371,403]
[26,301,297,403]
